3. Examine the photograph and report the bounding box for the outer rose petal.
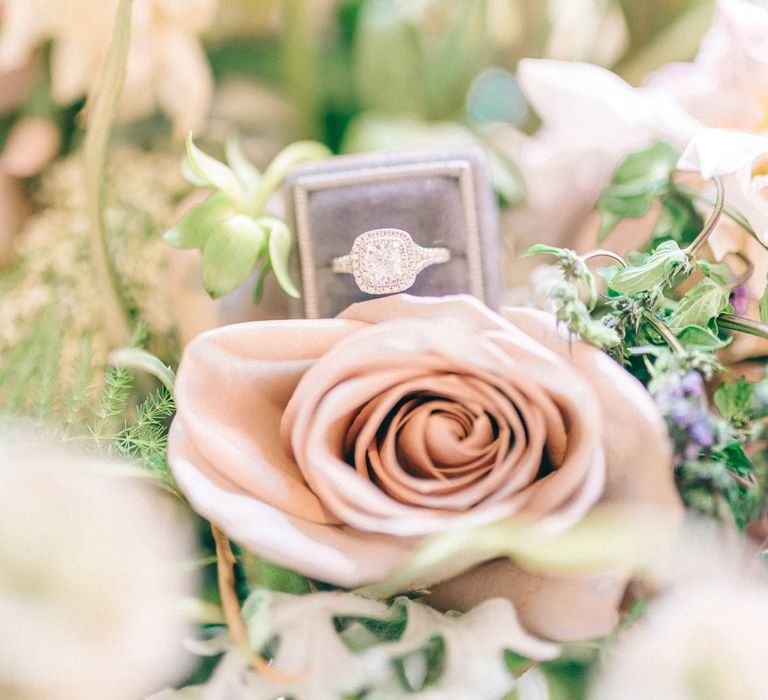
[169,317,417,587]
[428,308,678,641]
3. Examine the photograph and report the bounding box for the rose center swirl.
[341,373,550,511]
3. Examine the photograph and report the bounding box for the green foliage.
[335,600,409,651]
[714,380,753,426]
[597,141,679,240]
[166,136,330,300]
[668,278,731,332]
[247,558,313,596]
[610,240,690,295]
[759,275,768,324]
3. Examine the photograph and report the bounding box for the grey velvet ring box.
[284,146,501,319]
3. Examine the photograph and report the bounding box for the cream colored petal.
[0,1,50,69]
[152,28,213,136]
[49,35,100,104]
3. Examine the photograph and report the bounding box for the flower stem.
[642,309,685,354]
[718,313,768,341]
[211,525,297,680]
[582,249,628,268]
[282,0,321,139]
[684,176,725,259]
[676,182,768,253]
[82,0,133,348]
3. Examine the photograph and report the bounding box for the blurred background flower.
[0,424,197,699]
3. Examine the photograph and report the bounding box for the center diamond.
[351,229,416,295]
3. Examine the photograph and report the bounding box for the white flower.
[0,0,216,135]
[155,591,558,700]
[591,580,768,700]
[488,58,697,267]
[678,127,768,242]
[646,0,768,131]
[591,521,768,700]
[0,426,196,699]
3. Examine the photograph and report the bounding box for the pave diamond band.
[331,229,451,295]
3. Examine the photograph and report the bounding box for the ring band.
[331,228,451,295]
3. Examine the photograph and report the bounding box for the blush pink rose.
[169,294,679,641]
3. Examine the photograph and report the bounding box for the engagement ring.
[331,228,451,295]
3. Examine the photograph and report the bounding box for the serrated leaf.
[669,278,730,331]
[759,275,768,324]
[164,192,234,249]
[610,240,688,295]
[262,217,300,299]
[200,216,266,298]
[185,133,244,202]
[676,324,731,350]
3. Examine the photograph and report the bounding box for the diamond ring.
[331,229,451,295]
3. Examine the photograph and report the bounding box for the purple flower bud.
[689,419,714,449]
[681,371,704,398]
[729,284,749,316]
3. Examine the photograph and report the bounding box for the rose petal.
[428,308,678,641]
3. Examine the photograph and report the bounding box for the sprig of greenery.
[165,135,331,300]
[530,141,768,526]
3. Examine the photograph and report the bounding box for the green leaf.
[107,347,175,393]
[524,244,570,258]
[759,275,768,324]
[263,217,300,299]
[335,600,409,652]
[163,191,234,249]
[185,133,244,202]
[201,215,266,298]
[669,278,730,332]
[651,194,703,248]
[697,260,732,285]
[714,380,753,424]
[355,505,672,601]
[598,209,623,242]
[251,258,272,304]
[610,240,689,295]
[613,141,679,184]
[252,559,312,595]
[676,325,731,351]
[250,140,332,213]
[597,141,679,240]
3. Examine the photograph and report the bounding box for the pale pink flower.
[488,58,697,275]
[646,0,768,132]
